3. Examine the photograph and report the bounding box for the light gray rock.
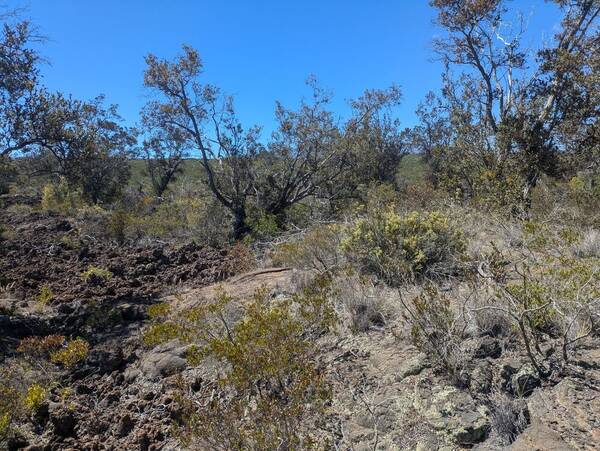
[395,353,430,381]
[138,340,189,379]
[414,383,490,446]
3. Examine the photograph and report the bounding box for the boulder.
[511,363,541,397]
[395,353,429,381]
[414,383,490,446]
[138,340,189,379]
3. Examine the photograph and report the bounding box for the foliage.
[41,177,85,213]
[36,284,54,305]
[342,210,466,285]
[144,279,336,449]
[18,335,89,368]
[49,338,90,368]
[23,383,47,412]
[271,224,344,273]
[80,265,113,283]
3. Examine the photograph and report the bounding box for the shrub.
[107,209,130,243]
[402,285,468,386]
[145,279,337,449]
[271,224,344,273]
[178,288,334,449]
[24,383,47,412]
[342,210,466,285]
[41,178,85,214]
[50,338,90,368]
[246,210,279,240]
[36,284,54,305]
[80,266,113,283]
[17,335,65,357]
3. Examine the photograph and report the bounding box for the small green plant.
[342,210,466,285]
[36,284,54,305]
[80,265,113,283]
[50,338,90,368]
[41,177,85,214]
[24,383,47,412]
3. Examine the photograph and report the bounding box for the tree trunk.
[232,207,251,240]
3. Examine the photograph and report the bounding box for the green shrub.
[36,284,54,305]
[342,210,466,285]
[24,383,47,412]
[41,178,85,213]
[247,210,279,240]
[50,338,90,368]
[145,279,337,449]
[178,286,334,449]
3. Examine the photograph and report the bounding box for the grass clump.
[342,210,466,285]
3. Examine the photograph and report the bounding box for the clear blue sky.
[7,0,561,136]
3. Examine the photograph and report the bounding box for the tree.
[427,0,600,211]
[142,46,262,238]
[0,16,43,158]
[254,78,345,221]
[142,128,187,198]
[343,85,409,187]
[32,94,136,204]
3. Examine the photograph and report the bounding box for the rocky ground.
[1,201,599,450]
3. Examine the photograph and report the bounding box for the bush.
[41,177,85,214]
[403,285,468,386]
[145,279,337,449]
[342,210,466,285]
[36,284,54,305]
[24,383,47,412]
[49,338,90,368]
[271,224,344,273]
[180,289,334,449]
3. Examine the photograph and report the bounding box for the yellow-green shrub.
[24,383,47,412]
[50,338,90,368]
[80,265,113,283]
[178,286,334,449]
[146,280,337,448]
[342,210,466,285]
[36,284,54,305]
[41,178,85,214]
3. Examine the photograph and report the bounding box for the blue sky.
[7,1,562,136]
